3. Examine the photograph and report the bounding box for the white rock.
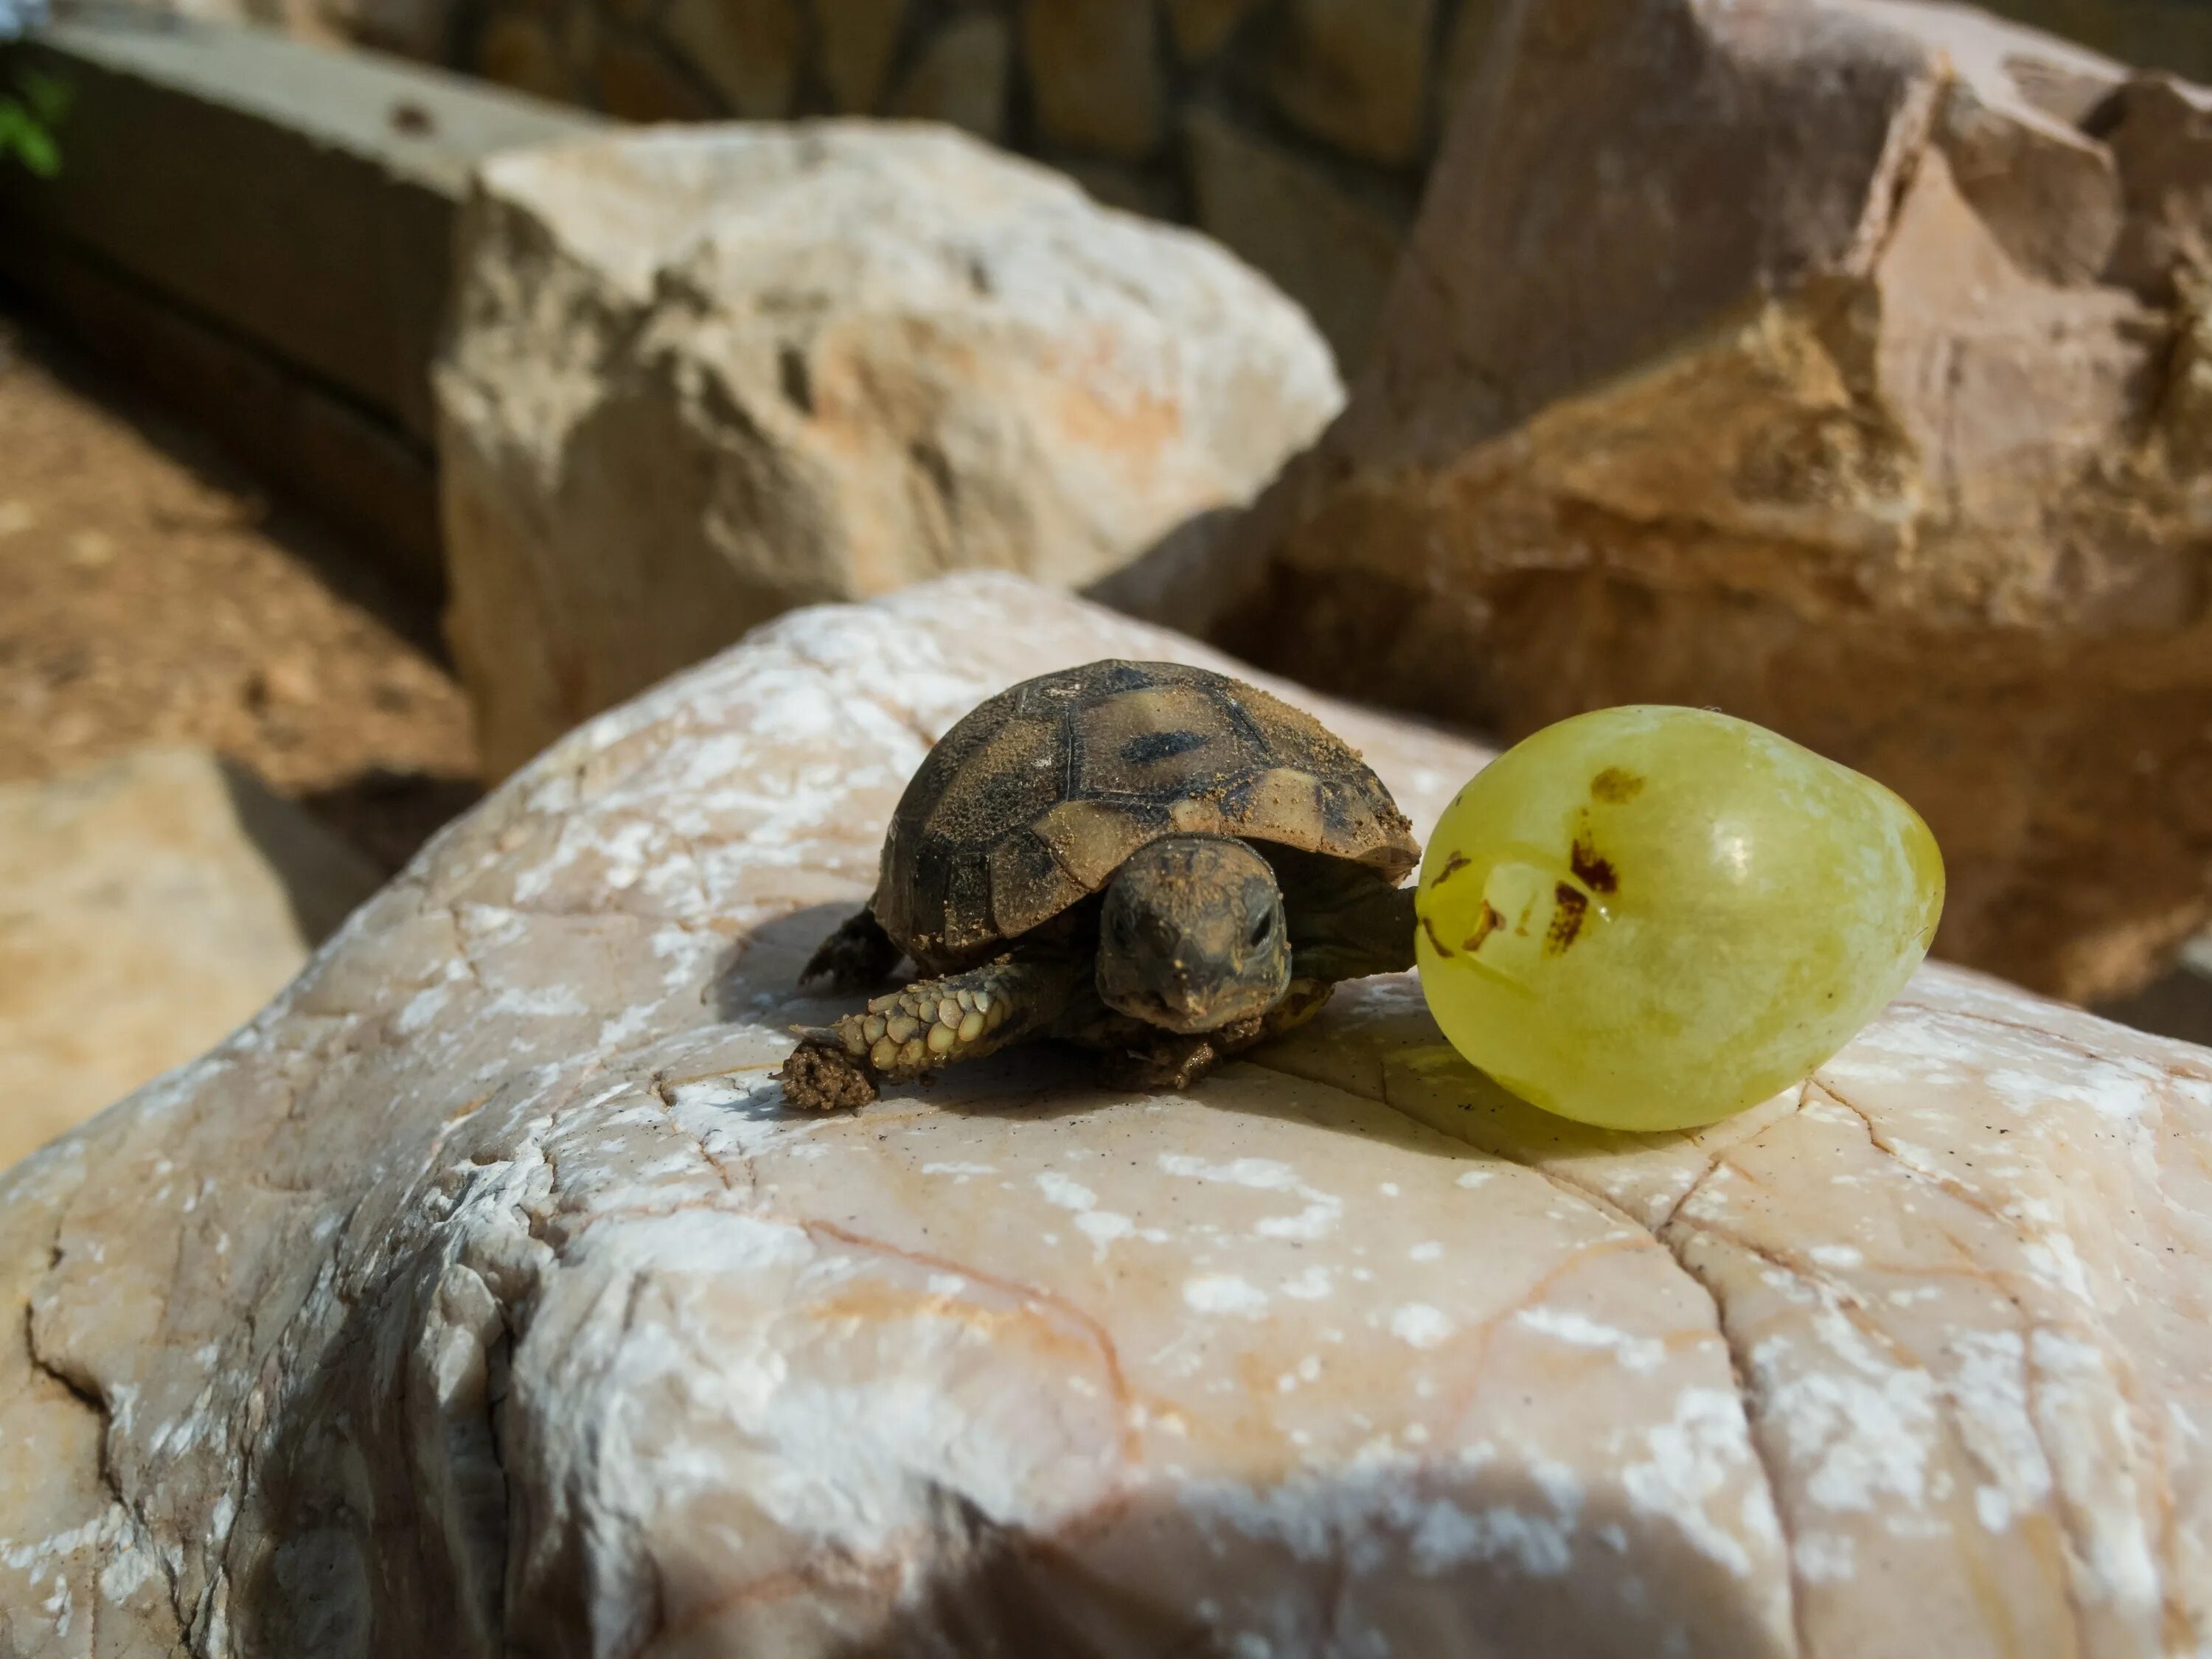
[0,748,379,1169]
[1,575,2205,1655]
[437,122,1343,779]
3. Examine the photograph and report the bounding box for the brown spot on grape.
[1545,884,1589,954]
[1463,901,1505,953]
[1570,835,1618,894]
[1431,851,1472,887]
[1591,768,1645,803]
[1421,914,1455,958]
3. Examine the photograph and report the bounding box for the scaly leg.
[779,953,1088,1110]
[799,906,904,991]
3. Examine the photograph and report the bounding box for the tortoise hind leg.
[780,953,1088,1110]
[799,906,903,991]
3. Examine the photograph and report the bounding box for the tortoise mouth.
[1110,980,1281,1035]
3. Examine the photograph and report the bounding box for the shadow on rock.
[1079,505,1251,639]
[709,900,889,1025]
[297,766,484,876]
[638,1462,1792,1658]
[215,759,386,946]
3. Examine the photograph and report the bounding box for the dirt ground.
[0,307,479,872]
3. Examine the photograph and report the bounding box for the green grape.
[1415,706,1944,1132]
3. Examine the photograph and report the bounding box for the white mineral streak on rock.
[1186,1274,1271,1317]
[1158,1151,1343,1242]
[1517,1306,1669,1376]
[1388,1304,1453,1349]
[0,574,2203,1655]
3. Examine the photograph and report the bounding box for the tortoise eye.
[1249,909,1275,947]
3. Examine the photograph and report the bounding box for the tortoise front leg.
[780,953,1087,1110]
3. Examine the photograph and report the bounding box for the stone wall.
[128,0,2212,371]
[418,0,1489,371]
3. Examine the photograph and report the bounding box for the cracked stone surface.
[438,121,1343,780]
[0,572,2205,1655]
[1193,0,2212,1008]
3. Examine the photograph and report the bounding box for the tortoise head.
[1096,837,1290,1034]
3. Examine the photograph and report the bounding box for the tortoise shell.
[874,661,1420,969]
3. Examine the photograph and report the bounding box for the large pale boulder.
[1190,0,2212,1005]
[0,748,380,1170]
[2,574,2206,1655]
[437,122,1343,780]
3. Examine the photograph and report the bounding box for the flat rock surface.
[0,746,380,1170]
[1,575,2205,1656]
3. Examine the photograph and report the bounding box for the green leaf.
[13,123,58,177]
[19,70,70,125]
[0,72,66,177]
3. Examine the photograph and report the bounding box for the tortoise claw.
[777,1040,879,1112]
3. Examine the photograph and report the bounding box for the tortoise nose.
[1163,967,1204,1011]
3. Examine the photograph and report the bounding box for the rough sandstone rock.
[1,574,2206,1655]
[0,748,380,1171]
[438,122,1342,781]
[1197,0,2212,1005]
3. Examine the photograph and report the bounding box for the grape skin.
[1415,706,1945,1132]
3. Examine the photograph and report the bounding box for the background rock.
[1,574,2206,1654]
[86,0,2212,382]
[0,746,380,1169]
[1020,0,1165,159]
[1265,0,1435,166]
[2098,928,2212,1046]
[438,122,1341,779]
[1194,0,2212,1006]
[1181,105,1409,369]
[886,12,1011,141]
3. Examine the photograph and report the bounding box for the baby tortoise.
[779,660,1422,1110]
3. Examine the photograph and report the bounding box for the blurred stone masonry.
[1172,0,2212,1007]
[94,0,2212,375]
[3,574,2208,1654]
[442,0,1477,373]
